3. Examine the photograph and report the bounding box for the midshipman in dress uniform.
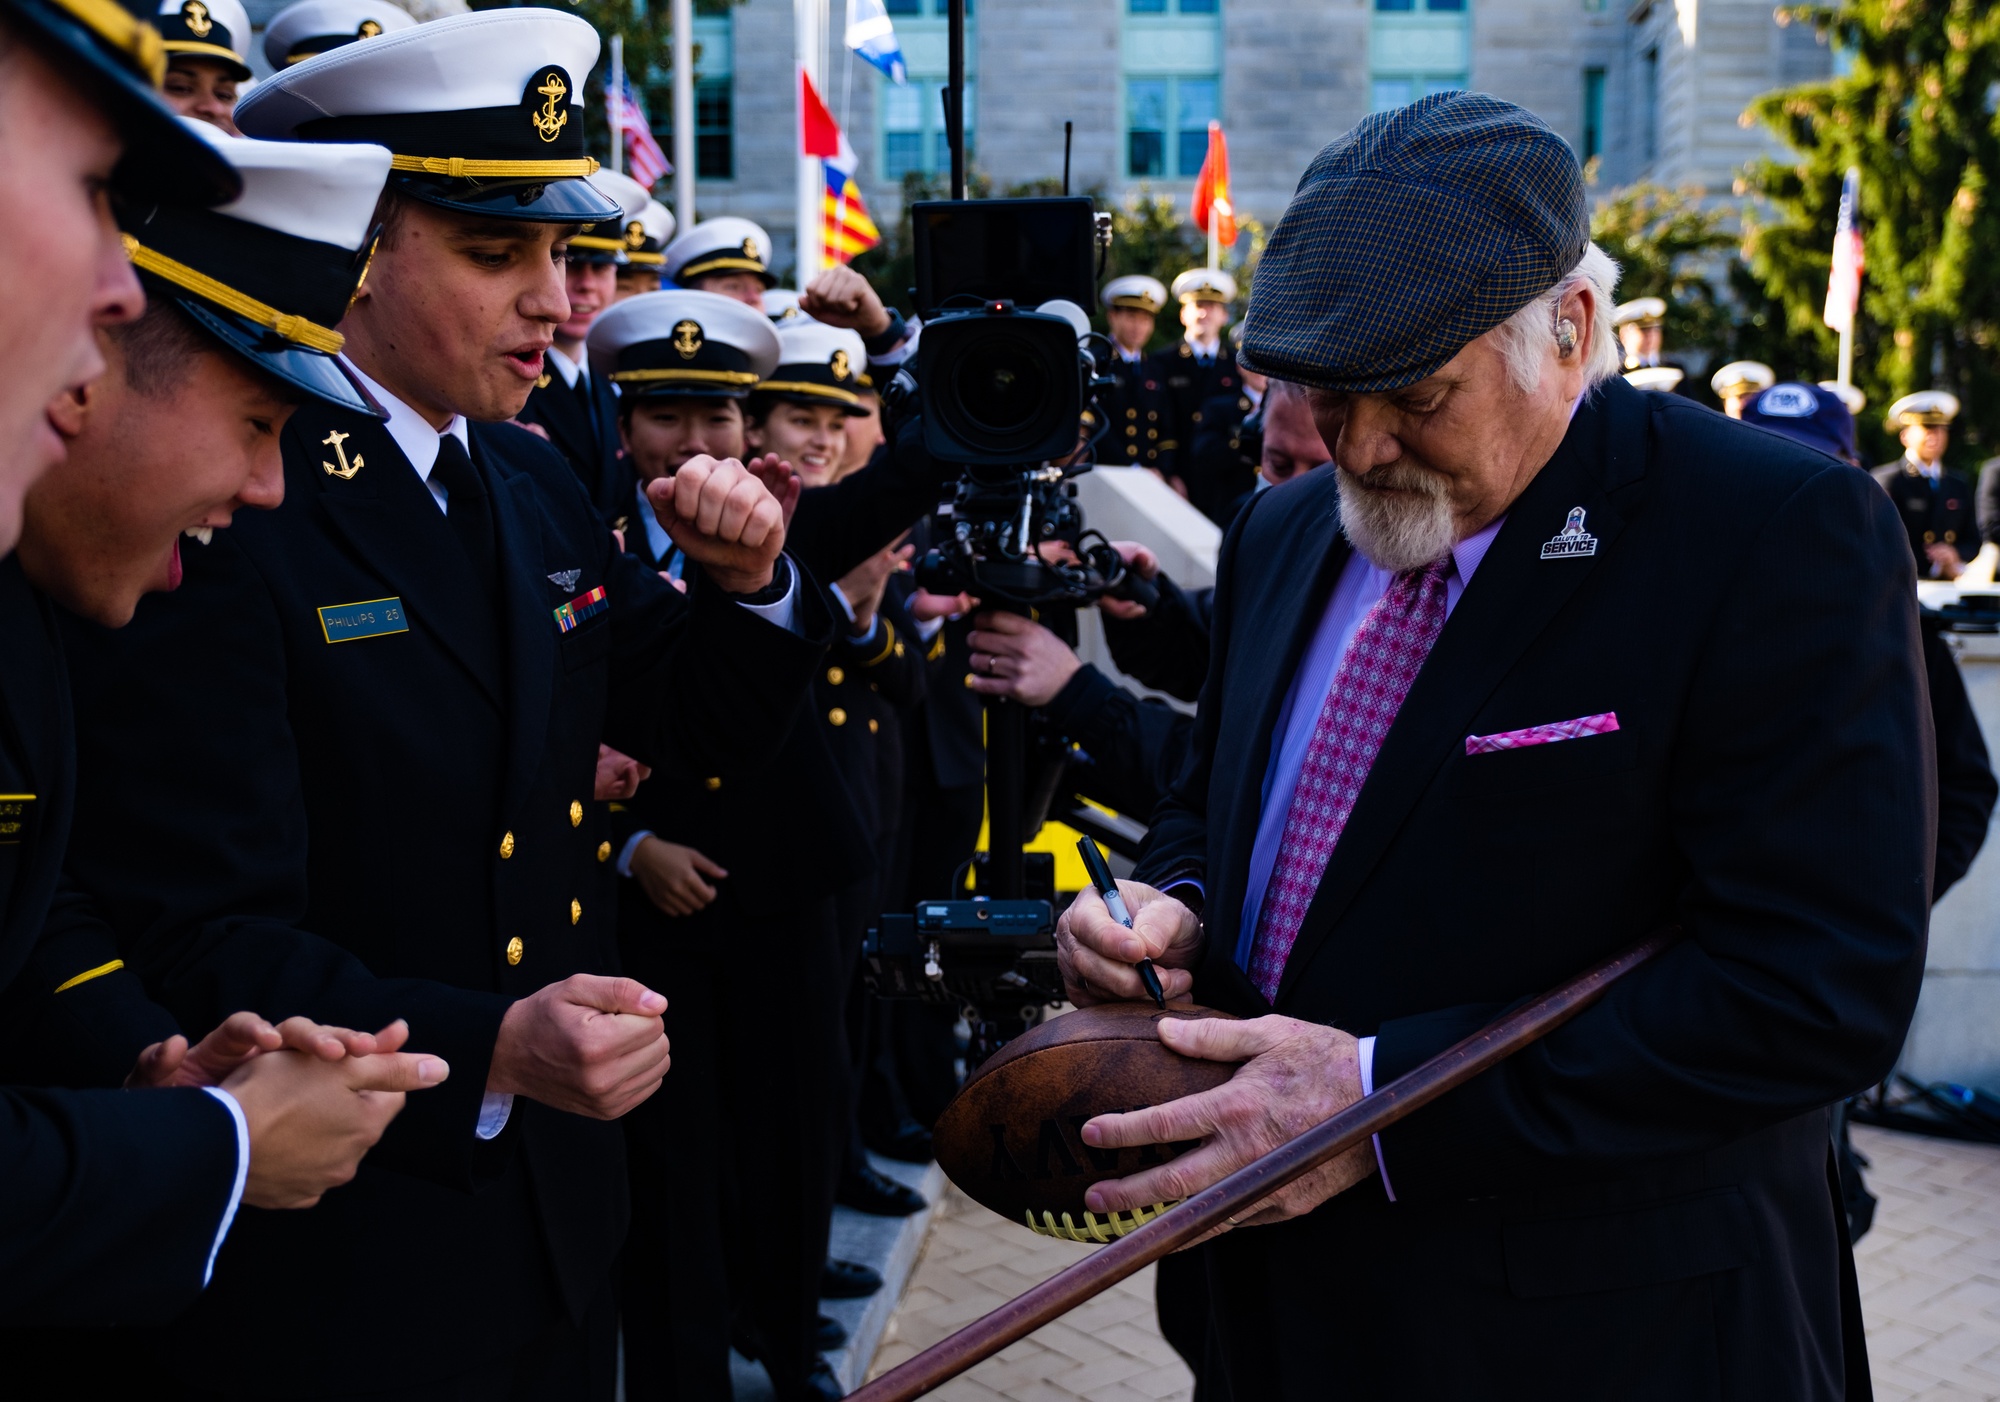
[1873,390,1974,580]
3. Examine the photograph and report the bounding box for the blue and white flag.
[845,0,907,84]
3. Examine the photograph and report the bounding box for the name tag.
[318,597,409,644]
[0,794,35,845]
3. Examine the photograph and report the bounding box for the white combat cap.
[620,199,675,267]
[120,119,391,413]
[664,216,777,287]
[1613,296,1668,329]
[1102,275,1168,315]
[262,0,415,69]
[588,289,782,400]
[153,0,253,78]
[569,169,652,262]
[1171,268,1237,304]
[1888,390,1961,428]
[1710,360,1774,398]
[760,320,870,413]
[763,288,808,322]
[234,8,616,225]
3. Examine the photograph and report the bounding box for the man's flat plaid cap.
[1240,92,1588,393]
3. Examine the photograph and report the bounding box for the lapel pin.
[320,429,363,480]
[1540,506,1598,560]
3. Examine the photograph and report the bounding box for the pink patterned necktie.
[1247,559,1452,1001]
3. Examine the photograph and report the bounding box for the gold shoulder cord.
[122,235,345,354]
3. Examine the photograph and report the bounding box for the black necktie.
[572,369,601,455]
[430,432,499,595]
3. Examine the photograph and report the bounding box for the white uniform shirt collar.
[548,345,587,389]
[1186,335,1221,360]
[339,356,469,512]
[1117,347,1145,365]
[1906,447,1942,480]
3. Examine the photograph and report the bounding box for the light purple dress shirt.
[1233,516,1507,1200]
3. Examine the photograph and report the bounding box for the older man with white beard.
[1055,94,1929,1400]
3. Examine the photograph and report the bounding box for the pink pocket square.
[1465,712,1619,756]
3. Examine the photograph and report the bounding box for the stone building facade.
[670,0,1836,280]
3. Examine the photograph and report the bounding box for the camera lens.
[952,333,1052,436]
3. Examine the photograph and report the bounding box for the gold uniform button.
[894,641,905,657]
[596,840,612,862]
[571,899,582,925]
[1147,429,1158,440]
[964,673,976,688]
[499,831,516,859]
[868,718,880,734]
[827,666,845,685]
[705,776,722,790]
[1147,410,1158,421]
[1125,407,1138,419]
[569,800,583,827]
[828,707,848,727]
[506,936,524,966]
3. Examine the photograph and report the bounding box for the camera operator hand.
[837,536,913,636]
[487,974,670,1121]
[908,588,977,623]
[1098,541,1160,621]
[799,265,894,341]
[645,455,786,595]
[1056,881,1202,1007]
[966,609,1082,708]
[630,836,728,917]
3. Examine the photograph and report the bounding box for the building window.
[1581,66,1605,165]
[1369,0,1468,112]
[1124,75,1216,178]
[1376,0,1466,8]
[883,78,974,181]
[1131,0,1214,10]
[1641,46,1659,163]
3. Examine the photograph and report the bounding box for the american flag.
[1824,166,1864,333]
[606,72,672,191]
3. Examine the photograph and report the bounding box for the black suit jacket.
[517,364,631,528]
[0,558,237,1324]
[60,407,827,1390]
[1136,379,1930,1399]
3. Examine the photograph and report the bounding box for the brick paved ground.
[871,1126,2000,1401]
[1854,1125,2000,1400]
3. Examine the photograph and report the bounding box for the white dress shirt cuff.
[1357,1035,1394,1203]
[477,1091,514,1140]
[199,1086,250,1286]
[914,615,945,641]
[735,558,799,634]
[617,830,654,877]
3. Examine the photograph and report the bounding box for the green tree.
[1588,182,1737,379]
[1739,1,2000,467]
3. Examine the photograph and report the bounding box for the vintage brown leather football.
[933,1002,1240,1243]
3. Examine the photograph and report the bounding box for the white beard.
[1335,462,1456,572]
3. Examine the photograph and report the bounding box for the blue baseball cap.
[1741,382,1858,465]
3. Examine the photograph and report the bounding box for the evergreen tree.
[1588,182,1736,396]
[1740,1,2000,467]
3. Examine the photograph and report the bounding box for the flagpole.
[672,0,695,229]
[796,0,825,281]
[608,34,624,175]
[1204,121,1219,270]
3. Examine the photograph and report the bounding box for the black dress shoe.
[821,1258,884,1299]
[836,1162,926,1217]
[788,1358,845,1401]
[814,1314,849,1351]
[864,1122,935,1164]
